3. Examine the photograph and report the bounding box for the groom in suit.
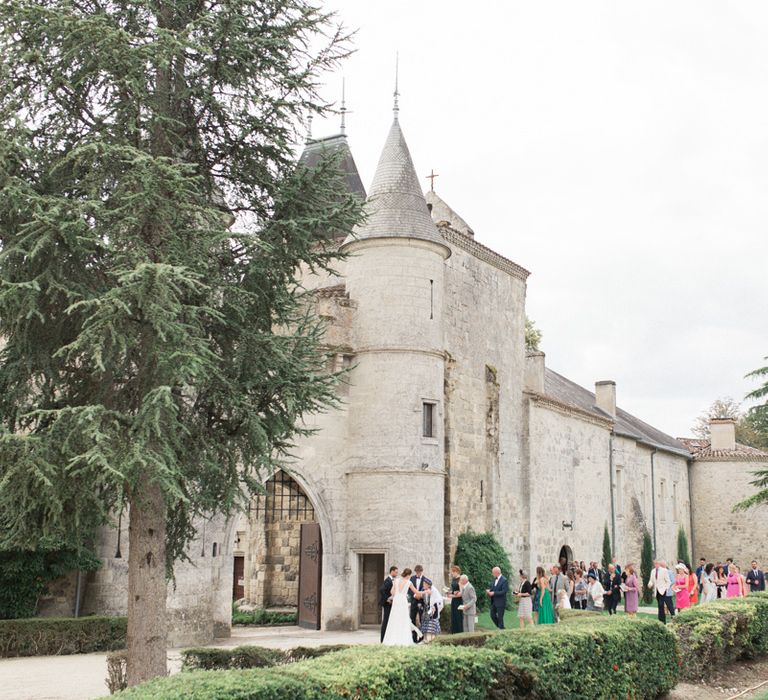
[379,566,398,642]
[486,566,508,629]
[409,565,431,642]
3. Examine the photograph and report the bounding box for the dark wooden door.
[298,522,322,629]
[233,556,245,600]
[360,554,384,624]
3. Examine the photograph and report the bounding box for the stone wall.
[83,511,233,646]
[442,231,528,577]
[690,458,768,566]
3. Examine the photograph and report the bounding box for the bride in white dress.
[383,568,423,646]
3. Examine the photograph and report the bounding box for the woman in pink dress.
[727,566,744,598]
[623,563,639,616]
[674,564,691,610]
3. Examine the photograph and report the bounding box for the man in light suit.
[648,559,673,624]
[459,574,477,632]
[549,564,570,620]
[486,566,509,629]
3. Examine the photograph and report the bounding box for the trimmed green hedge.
[432,629,496,648]
[486,618,679,699]
[180,644,349,671]
[231,606,297,626]
[0,615,126,657]
[111,645,519,699]
[672,592,768,680]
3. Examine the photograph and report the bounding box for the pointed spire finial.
[306,114,313,143]
[393,52,400,121]
[340,77,347,135]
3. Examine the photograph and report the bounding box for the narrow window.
[429,279,434,320]
[660,480,667,522]
[615,467,623,512]
[673,483,678,522]
[422,402,435,438]
[212,543,218,557]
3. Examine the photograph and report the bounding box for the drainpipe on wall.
[650,448,658,557]
[686,455,695,560]
[609,432,616,555]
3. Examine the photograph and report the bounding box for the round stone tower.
[341,108,450,581]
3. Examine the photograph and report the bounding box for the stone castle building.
[39,101,768,641]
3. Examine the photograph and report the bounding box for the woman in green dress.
[536,566,555,625]
[449,565,463,633]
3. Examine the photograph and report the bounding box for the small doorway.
[559,545,574,573]
[233,556,245,600]
[360,553,384,625]
[298,522,322,629]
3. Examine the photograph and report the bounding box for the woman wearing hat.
[673,564,691,610]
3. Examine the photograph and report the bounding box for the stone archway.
[245,470,319,613]
[559,544,574,573]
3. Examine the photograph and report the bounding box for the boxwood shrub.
[0,615,126,657]
[672,593,768,680]
[111,645,520,699]
[180,644,350,671]
[231,606,297,626]
[486,618,679,699]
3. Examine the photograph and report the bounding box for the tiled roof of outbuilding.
[542,369,691,457]
[344,119,447,249]
[677,437,768,462]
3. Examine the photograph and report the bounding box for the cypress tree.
[640,529,654,604]
[601,523,612,572]
[677,526,691,571]
[0,0,360,684]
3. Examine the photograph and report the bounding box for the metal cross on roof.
[339,77,351,135]
[426,169,439,191]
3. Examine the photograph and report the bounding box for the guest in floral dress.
[419,580,442,642]
[674,564,691,610]
[623,563,639,616]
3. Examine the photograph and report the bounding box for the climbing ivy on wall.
[453,531,513,612]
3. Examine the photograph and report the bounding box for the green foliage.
[601,523,612,572]
[676,527,691,570]
[454,531,512,612]
[556,608,602,622]
[110,645,514,700]
[525,317,543,352]
[231,605,297,627]
[640,530,654,604]
[0,539,100,619]
[486,618,680,699]
[431,630,496,648]
[672,593,768,680]
[181,646,286,672]
[0,0,362,567]
[0,616,126,657]
[180,643,348,672]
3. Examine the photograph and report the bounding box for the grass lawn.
[476,608,655,630]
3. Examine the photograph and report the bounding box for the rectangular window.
[422,402,435,438]
[673,482,678,522]
[660,480,667,522]
[615,467,623,513]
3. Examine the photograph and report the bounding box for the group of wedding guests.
[648,557,765,623]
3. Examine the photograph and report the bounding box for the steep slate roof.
[425,190,475,237]
[298,134,366,200]
[543,369,691,458]
[344,118,446,249]
[678,437,768,462]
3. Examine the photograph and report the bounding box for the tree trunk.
[126,480,167,686]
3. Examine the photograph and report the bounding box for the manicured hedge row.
[180,644,349,671]
[486,618,679,699]
[231,607,297,626]
[673,592,768,680]
[0,615,126,658]
[111,645,518,699]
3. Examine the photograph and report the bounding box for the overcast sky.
[309,1,768,438]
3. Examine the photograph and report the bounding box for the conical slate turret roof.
[299,134,366,200]
[344,119,447,249]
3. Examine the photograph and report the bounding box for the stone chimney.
[595,380,616,418]
[525,352,546,394]
[710,418,736,451]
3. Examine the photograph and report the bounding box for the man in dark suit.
[746,561,766,593]
[695,558,706,597]
[379,566,398,642]
[486,566,508,629]
[409,565,430,642]
[604,564,622,615]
